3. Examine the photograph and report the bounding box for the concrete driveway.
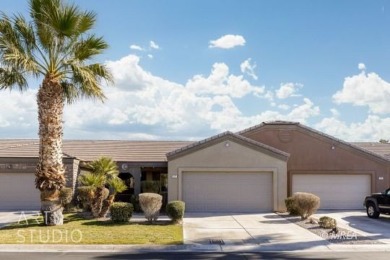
[183,213,329,250]
[313,210,390,244]
[0,211,39,228]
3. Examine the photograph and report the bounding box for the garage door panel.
[292,174,370,209]
[182,172,273,212]
[0,173,40,210]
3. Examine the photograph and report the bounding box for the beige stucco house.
[0,121,389,212]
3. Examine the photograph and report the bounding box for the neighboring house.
[0,121,389,212]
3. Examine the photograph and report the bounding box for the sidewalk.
[0,211,389,253]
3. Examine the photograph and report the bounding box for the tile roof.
[352,142,390,160]
[238,121,390,163]
[166,131,290,161]
[0,139,192,162]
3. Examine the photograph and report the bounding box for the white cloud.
[209,34,246,49]
[130,44,143,51]
[276,83,302,99]
[240,58,258,80]
[147,54,153,59]
[330,108,340,117]
[186,62,264,98]
[0,89,38,136]
[150,41,160,50]
[333,70,390,114]
[0,54,321,140]
[358,63,366,70]
[316,115,390,141]
[62,55,321,139]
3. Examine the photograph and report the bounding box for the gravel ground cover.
[279,213,383,245]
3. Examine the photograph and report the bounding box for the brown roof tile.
[0,139,192,162]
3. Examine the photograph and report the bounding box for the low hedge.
[110,202,134,223]
[166,200,185,224]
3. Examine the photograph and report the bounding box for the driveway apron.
[183,213,328,250]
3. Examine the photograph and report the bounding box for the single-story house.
[0,121,389,212]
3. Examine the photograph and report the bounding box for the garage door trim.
[178,167,278,211]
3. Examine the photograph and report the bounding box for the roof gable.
[166,131,290,161]
[238,120,390,163]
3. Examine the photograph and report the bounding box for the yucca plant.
[0,0,112,225]
[79,157,127,218]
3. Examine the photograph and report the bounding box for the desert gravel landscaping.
[279,213,383,245]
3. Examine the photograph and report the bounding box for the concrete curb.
[0,243,389,253]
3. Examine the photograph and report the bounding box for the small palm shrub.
[139,193,162,223]
[292,192,320,220]
[110,202,134,223]
[59,188,73,205]
[285,197,299,215]
[319,216,337,229]
[78,157,127,218]
[166,201,185,224]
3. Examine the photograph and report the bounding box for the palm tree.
[0,0,112,225]
[79,157,127,218]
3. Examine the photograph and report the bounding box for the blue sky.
[1,0,390,141]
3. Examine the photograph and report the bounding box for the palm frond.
[74,35,108,61]
[85,157,119,178]
[0,13,40,76]
[107,177,127,194]
[78,172,106,188]
[0,66,27,90]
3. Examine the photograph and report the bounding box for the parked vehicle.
[363,188,390,218]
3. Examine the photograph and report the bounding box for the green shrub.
[166,201,185,223]
[76,186,94,211]
[319,216,337,229]
[110,202,134,223]
[285,197,299,216]
[139,193,162,223]
[130,194,141,212]
[292,192,320,220]
[141,181,160,193]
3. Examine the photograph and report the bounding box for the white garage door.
[292,174,371,209]
[182,171,273,212]
[0,173,40,210]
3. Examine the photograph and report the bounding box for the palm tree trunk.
[36,75,66,226]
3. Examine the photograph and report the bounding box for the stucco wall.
[0,157,78,192]
[241,125,390,193]
[168,138,287,211]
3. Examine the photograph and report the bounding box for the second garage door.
[182,171,273,212]
[292,174,371,209]
[0,172,40,210]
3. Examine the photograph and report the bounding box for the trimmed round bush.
[166,201,185,223]
[285,197,299,216]
[292,192,320,220]
[110,202,133,223]
[319,216,337,229]
[139,193,162,223]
